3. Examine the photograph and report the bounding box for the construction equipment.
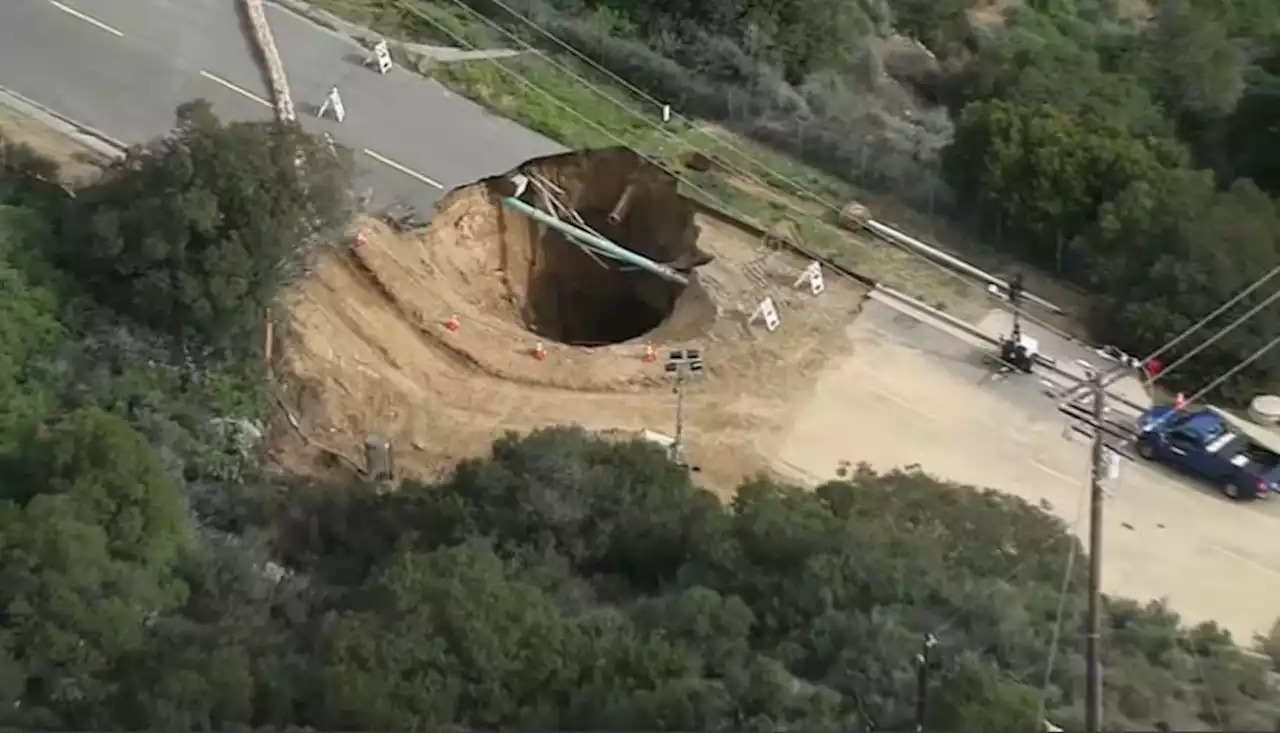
[996,273,1038,373]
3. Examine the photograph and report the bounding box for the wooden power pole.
[1085,370,1107,733]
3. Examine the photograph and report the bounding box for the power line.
[1067,332,1280,731]
[1147,286,1280,387]
[422,0,1088,346]
[1060,264,1280,403]
[372,13,1264,727]
[391,0,860,332]
[467,0,798,186]
[1181,333,1280,407]
[1147,264,1280,367]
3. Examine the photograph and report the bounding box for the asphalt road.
[0,0,564,211]
[779,294,1280,640]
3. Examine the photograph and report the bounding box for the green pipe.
[501,196,688,286]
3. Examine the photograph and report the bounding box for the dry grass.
[0,105,108,185]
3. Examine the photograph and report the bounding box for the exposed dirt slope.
[273,148,868,491]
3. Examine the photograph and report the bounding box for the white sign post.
[371,40,393,74]
[662,104,671,123]
[317,86,346,122]
[793,261,825,295]
[749,297,781,332]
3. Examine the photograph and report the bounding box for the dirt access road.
[775,296,1280,642]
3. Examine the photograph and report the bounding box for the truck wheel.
[1223,482,1241,500]
[1135,441,1155,460]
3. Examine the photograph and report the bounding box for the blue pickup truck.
[1134,405,1280,501]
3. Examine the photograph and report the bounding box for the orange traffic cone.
[444,314,460,332]
[642,344,657,362]
[531,342,547,360]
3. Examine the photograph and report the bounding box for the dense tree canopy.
[4,0,1280,725]
[58,100,353,358]
[2,423,1277,731]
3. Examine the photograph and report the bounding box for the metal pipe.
[501,196,688,286]
[608,178,639,224]
[863,219,1064,314]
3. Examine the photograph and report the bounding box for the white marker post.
[662,104,671,123]
[317,86,346,122]
[372,40,393,75]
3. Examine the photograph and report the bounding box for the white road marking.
[198,71,271,108]
[48,0,124,37]
[362,148,444,189]
[1031,460,1078,486]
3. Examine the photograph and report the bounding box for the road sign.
[372,40,392,74]
[318,86,346,122]
[793,261,825,295]
[750,297,780,331]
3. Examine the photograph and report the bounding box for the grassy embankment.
[304,0,983,315]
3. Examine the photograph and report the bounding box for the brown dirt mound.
[399,147,717,351]
[274,146,871,489]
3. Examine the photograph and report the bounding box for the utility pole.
[663,348,703,464]
[1085,369,1107,733]
[914,632,938,731]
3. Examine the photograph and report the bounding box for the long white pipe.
[863,219,1064,314]
[501,196,689,285]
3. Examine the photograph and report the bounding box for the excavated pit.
[488,147,715,346]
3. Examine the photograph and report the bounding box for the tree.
[1075,172,1280,400]
[0,207,65,449]
[927,653,1041,731]
[1226,41,1280,192]
[888,0,972,57]
[4,425,1280,729]
[943,100,1183,273]
[2,407,190,570]
[440,426,723,590]
[0,497,185,728]
[59,100,354,358]
[312,541,588,729]
[1149,2,1246,121]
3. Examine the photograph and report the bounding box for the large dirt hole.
[526,211,683,345]
[493,148,715,347]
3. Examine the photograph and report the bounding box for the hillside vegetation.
[337,0,1280,401]
[1,107,1279,730]
[3,0,1280,727]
